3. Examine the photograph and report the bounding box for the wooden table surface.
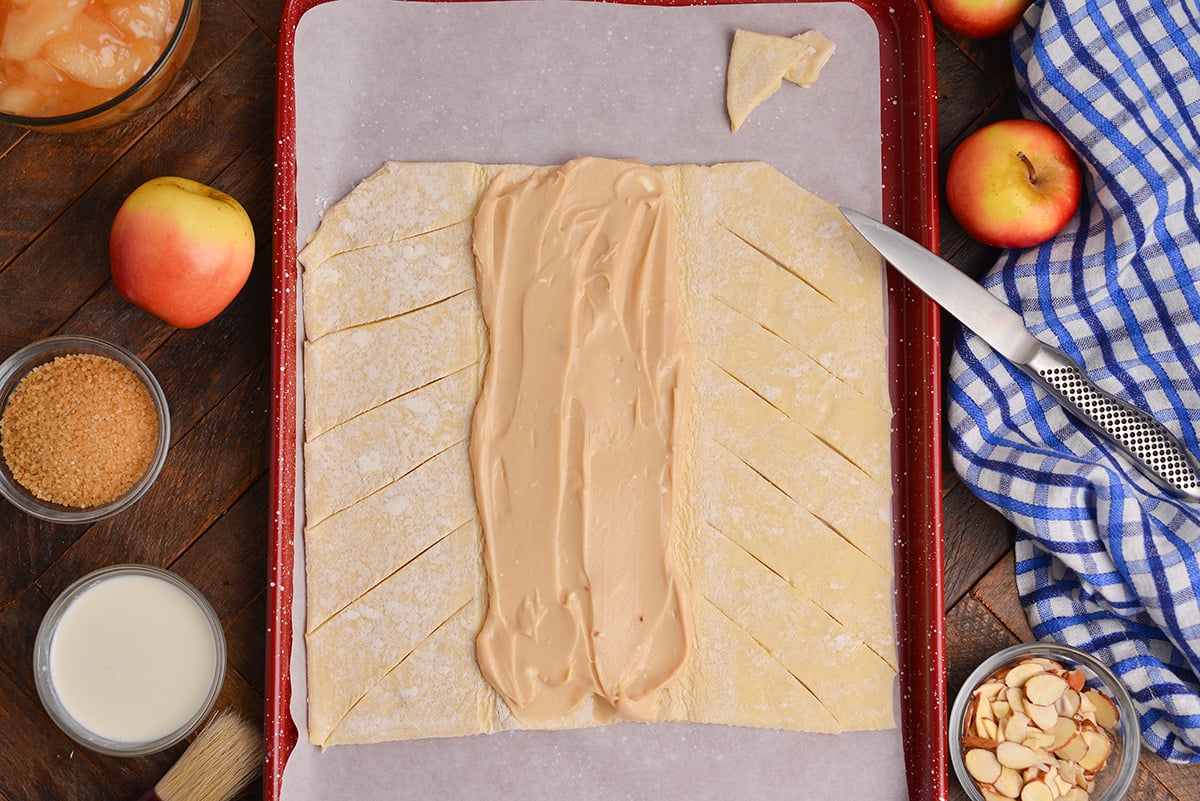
[0,3,1196,800]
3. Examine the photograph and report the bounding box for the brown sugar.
[1,353,159,508]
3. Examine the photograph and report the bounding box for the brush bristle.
[154,712,262,801]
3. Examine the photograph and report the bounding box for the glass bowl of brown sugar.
[0,336,170,523]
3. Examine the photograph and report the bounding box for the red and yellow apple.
[110,177,255,329]
[929,0,1033,39]
[946,119,1082,249]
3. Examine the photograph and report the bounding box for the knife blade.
[840,206,1200,501]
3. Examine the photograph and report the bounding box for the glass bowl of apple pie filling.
[0,0,199,133]
[949,641,1140,801]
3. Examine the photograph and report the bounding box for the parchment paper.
[283,2,906,799]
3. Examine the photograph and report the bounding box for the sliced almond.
[962,655,1122,801]
[1005,662,1046,688]
[962,735,1002,749]
[980,717,1000,742]
[975,695,996,735]
[1025,701,1059,732]
[1054,732,1088,762]
[965,695,980,735]
[1084,688,1120,729]
[975,680,1007,700]
[1026,657,1061,671]
[996,741,1042,770]
[1048,717,1078,750]
[1024,673,1070,706]
[1055,759,1080,784]
[1056,688,1081,717]
[1019,779,1055,801]
[1007,687,1027,718]
[1004,712,1030,744]
[1078,730,1112,773]
[993,766,1023,799]
[966,747,1004,784]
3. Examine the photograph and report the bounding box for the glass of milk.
[34,564,227,756]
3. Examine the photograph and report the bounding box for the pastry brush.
[136,711,262,801]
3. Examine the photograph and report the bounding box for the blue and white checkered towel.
[947,0,1200,763]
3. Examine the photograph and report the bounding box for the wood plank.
[942,479,1013,607]
[2,3,274,799]
[946,594,1019,699]
[0,73,197,274]
[0,512,88,612]
[172,478,269,623]
[0,583,51,692]
[969,549,1032,639]
[0,125,25,156]
[172,477,270,699]
[184,0,258,81]
[232,0,287,44]
[1140,753,1200,801]
[0,32,275,355]
[934,33,1000,153]
[226,586,268,699]
[0,667,125,801]
[934,20,1017,96]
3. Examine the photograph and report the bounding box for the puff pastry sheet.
[299,161,895,748]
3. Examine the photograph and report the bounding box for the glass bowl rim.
[32,563,227,757]
[948,640,1141,801]
[0,0,197,129]
[0,334,171,523]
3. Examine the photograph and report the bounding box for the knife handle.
[1022,347,1200,500]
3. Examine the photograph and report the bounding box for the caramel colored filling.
[470,157,692,723]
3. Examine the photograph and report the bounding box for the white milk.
[49,573,219,743]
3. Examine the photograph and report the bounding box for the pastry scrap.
[787,30,837,88]
[298,159,894,748]
[725,29,836,132]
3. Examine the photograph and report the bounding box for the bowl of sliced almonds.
[949,641,1140,801]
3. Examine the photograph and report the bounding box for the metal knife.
[840,206,1200,501]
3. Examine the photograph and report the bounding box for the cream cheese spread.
[470,157,692,724]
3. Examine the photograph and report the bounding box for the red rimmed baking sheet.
[268,0,944,798]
